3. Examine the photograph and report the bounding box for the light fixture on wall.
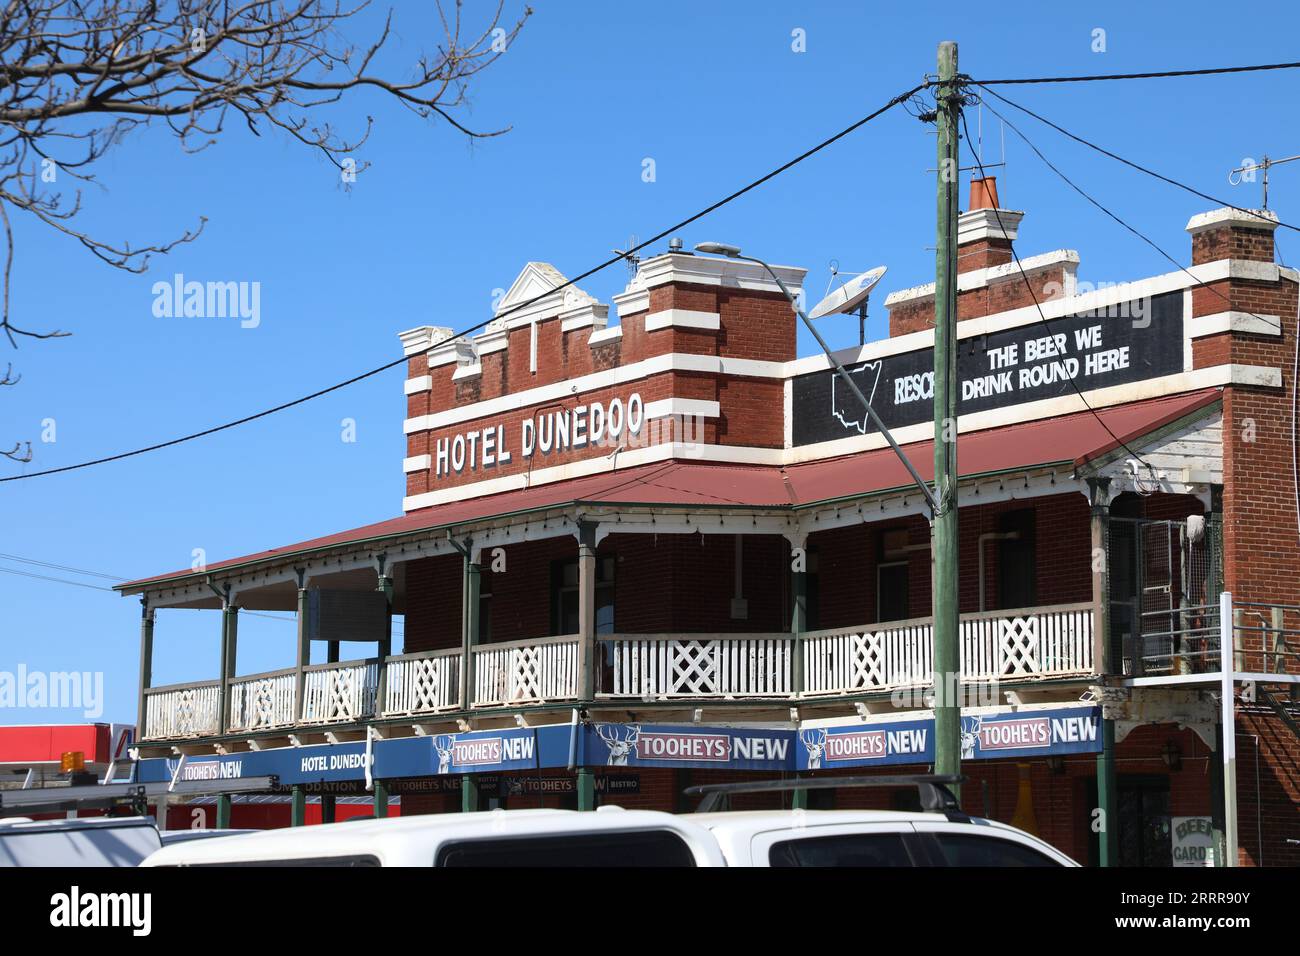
[1162,740,1183,771]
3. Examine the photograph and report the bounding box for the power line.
[0,82,928,484]
[0,565,114,591]
[0,563,405,632]
[956,108,1155,471]
[971,60,1300,86]
[974,84,1300,234]
[0,552,125,580]
[974,94,1286,336]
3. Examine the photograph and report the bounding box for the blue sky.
[3,0,1298,724]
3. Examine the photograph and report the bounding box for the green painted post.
[373,779,389,818]
[577,767,595,811]
[461,774,479,813]
[137,600,154,740]
[790,537,807,695]
[931,40,962,787]
[216,794,232,830]
[791,775,808,810]
[577,523,597,701]
[321,793,336,824]
[294,571,309,720]
[1089,477,1118,867]
[1210,722,1227,867]
[217,593,238,736]
[291,785,306,827]
[376,558,393,718]
[456,544,480,711]
[1097,719,1119,866]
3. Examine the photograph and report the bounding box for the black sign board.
[791,293,1183,447]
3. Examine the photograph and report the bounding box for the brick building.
[119,179,1299,866]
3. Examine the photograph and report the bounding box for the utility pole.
[932,41,962,785]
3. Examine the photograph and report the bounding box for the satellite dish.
[809,265,888,319]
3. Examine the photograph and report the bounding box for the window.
[929,833,1062,867]
[769,832,915,867]
[436,830,696,867]
[552,556,615,635]
[877,528,911,622]
[997,509,1037,610]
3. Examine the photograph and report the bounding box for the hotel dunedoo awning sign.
[136,708,1101,784]
[791,293,1183,446]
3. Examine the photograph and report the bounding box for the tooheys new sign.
[583,723,795,771]
[794,706,1102,770]
[791,293,1182,446]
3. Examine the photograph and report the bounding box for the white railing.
[473,635,580,706]
[300,659,379,724]
[601,635,795,698]
[227,669,297,732]
[384,650,462,716]
[144,681,220,739]
[803,603,1096,695]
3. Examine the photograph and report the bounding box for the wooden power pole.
[932,41,962,785]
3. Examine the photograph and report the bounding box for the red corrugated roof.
[119,389,1220,591]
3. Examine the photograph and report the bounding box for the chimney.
[957,176,1023,273]
[1186,206,1278,266]
[885,178,1079,337]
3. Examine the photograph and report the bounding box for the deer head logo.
[433,734,456,774]
[800,728,828,769]
[960,716,982,761]
[595,723,640,766]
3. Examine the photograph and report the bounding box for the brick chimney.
[1187,206,1278,266]
[885,178,1076,337]
[957,176,1023,272]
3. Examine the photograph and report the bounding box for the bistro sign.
[791,294,1183,446]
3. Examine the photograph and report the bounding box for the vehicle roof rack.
[0,775,280,816]
[683,774,966,815]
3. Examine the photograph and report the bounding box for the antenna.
[611,234,641,275]
[1229,154,1300,210]
[809,265,887,346]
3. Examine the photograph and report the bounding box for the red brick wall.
[404,279,797,504]
[1235,708,1300,867]
[888,263,1070,337]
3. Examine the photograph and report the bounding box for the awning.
[118,388,1220,592]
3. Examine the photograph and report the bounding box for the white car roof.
[141,807,724,867]
[691,809,1078,866]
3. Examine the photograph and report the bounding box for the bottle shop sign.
[791,293,1183,446]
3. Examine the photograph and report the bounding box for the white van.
[0,816,162,867]
[141,808,726,867]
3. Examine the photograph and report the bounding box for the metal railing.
[1131,596,1300,678]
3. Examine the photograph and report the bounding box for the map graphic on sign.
[831,361,882,434]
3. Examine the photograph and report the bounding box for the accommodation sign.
[791,294,1182,446]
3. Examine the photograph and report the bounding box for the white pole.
[1219,590,1238,867]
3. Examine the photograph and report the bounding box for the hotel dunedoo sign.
[791,293,1183,446]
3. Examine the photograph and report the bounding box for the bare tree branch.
[0,0,531,456]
